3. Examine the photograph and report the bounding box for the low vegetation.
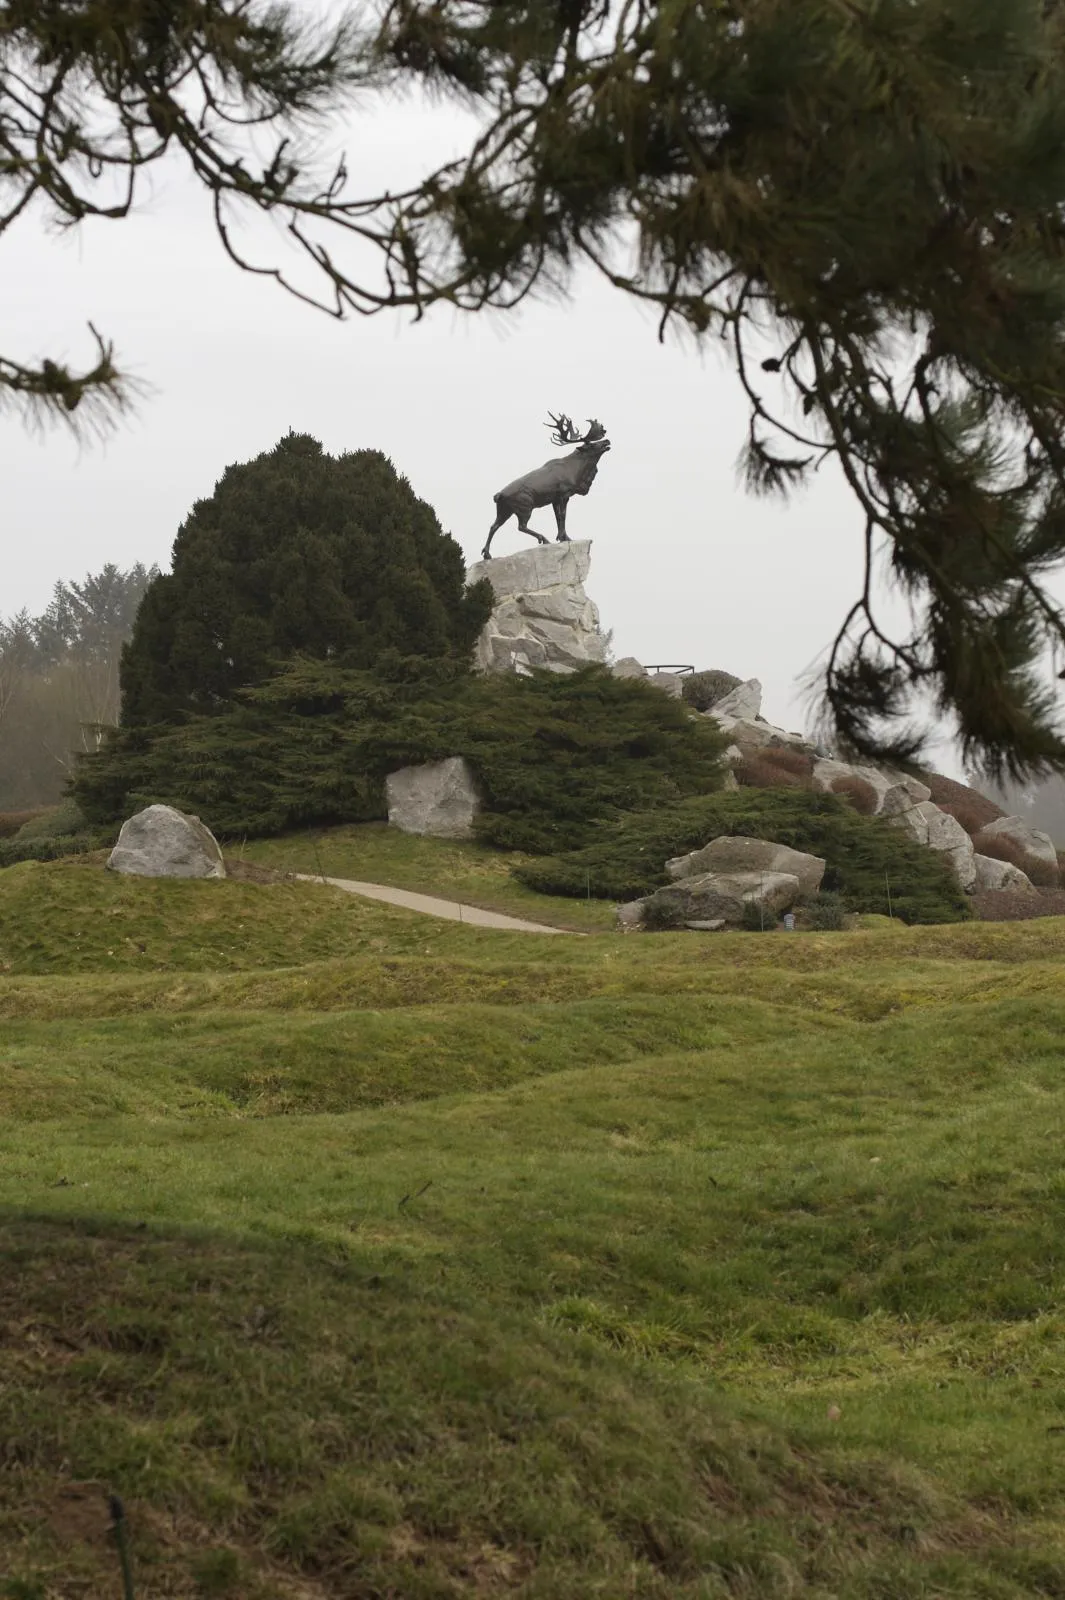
[517,788,972,923]
[3,853,1065,1597]
[75,663,728,853]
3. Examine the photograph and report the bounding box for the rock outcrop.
[665,835,826,898]
[108,804,226,880]
[385,757,482,840]
[468,540,606,674]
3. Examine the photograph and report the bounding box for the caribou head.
[547,413,610,451]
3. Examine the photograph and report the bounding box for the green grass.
[240,821,619,929]
[4,857,1065,1596]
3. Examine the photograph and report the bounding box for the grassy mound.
[5,856,1065,1594]
[516,788,971,923]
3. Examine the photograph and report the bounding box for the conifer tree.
[119,434,491,725]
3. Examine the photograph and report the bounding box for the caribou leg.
[515,508,549,545]
[482,505,513,560]
[553,498,570,543]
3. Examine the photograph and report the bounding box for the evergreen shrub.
[119,434,493,726]
[75,662,728,852]
[681,670,741,713]
[804,891,847,931]
[14,798,87,840]
[515,788,971,924]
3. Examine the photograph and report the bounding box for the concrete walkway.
[296,874,572,933]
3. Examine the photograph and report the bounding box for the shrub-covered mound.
[516,788,971,924]
[75,663,728,854]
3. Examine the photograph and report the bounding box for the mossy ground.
[3,848,1065,1597]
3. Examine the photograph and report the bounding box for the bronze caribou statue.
[482,413,611,560]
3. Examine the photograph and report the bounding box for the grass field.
[3,847,1065,1597]
[240,823,618,930]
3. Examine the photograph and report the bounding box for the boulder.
[615,899,647,931]
[610,656,647,680]
[709,713,817,755]
[647,671,685,699]
[665,835,826,897]
[643,869,802,926]
[684,919,727,932]
[385,757,482,840]
[108,804,226,880]
[710,678,762,720]
[812,758,931,817]
[890,800,977,891]
[972,853,1036,893]
[468,540,607,675]
[975,816,1059,880]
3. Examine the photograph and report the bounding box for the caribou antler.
[547,412,607,446]
[547,411,580,445]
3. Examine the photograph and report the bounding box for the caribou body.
[482,414,611,560]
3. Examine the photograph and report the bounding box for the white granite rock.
[972,853,1036,893]
[665,835,826,897]
[385,757,482,840]
[468,540,607,674]
[610,657,647,679]
[890,800,977,890]
[812,758,931,817]
[710,713,816,754]
[711,678,762,720]
[108,804,225,880]
[976,816,1059,877]
[647,671,684,699]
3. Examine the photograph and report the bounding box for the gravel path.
[296,874,573,933]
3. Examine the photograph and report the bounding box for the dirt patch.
[222,858,294,885]
[45,1481,113,1548]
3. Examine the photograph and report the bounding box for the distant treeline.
[0,564,156,809]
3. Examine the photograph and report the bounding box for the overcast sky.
[4,74,946,752]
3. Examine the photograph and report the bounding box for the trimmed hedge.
[515,788,971,924]
[74,661,728,855]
